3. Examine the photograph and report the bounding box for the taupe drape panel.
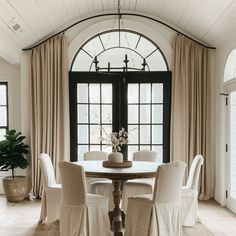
[171,35,214,200]
[30,35,70,197]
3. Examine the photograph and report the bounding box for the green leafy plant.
[0,130,29,179]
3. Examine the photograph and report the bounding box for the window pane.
[128,105,138,123]
[77,105,88,123]
[83,37,103,57]
[136,36,156,58]
[102,84,112,103]
[77,84,88,103]
[0,128,6,141]
[140,105,150,123]
[152,125,162,144]
[78,125,88,144]
[152,84,163,103]
[102,105,112,123]
[140,145,151,151]
[78,145,89,161]
[120,31,140,49]
[0,85,6,105]
[102,145,112,154]
[140,125,150,144]
[128,125,138,144]
[0,107,7,126]
[146,50,167,71]
[72,50,92,71]
[152,105,163,123]
[152,146,163,163]
[101,125,112,144]
[100,31,119,49]
[89,84,100,103]
[90,105,100,123]
[90,125,100,144]
[128,145,139,161]
[140,84,151,103]
[128,84,139,103]
[90,145,101,151]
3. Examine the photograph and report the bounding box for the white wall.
[0,57,21,193]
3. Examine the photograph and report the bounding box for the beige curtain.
[171,35,214,200]
[30,35,70,197]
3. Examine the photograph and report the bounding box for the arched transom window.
[71,30,168,72]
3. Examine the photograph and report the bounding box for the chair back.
[133,150,157,162]
[39,153,57,188]
[186,155,204,190]
[84,151,108,161]
[153,162,186,204]
[59,162,87,206]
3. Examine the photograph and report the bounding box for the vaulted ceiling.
[0,0,236,64]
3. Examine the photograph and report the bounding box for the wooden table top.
[74,160,159,180]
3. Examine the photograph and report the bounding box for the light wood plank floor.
[0,195,234,235]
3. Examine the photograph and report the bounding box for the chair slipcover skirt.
[125,196,182,236]
[60,194,111,236]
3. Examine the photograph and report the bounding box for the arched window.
[71,30,168,72]
[224,49,236,82]
[69,30,171,162]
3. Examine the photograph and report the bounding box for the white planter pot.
[108,152,123,163]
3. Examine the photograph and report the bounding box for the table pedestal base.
[109,180,126,236]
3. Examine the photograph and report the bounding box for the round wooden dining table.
[75,160,159,236]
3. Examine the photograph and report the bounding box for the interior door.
[227,90,236,212]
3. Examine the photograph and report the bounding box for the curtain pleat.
[171,35,214,200]
[30,35,70,197]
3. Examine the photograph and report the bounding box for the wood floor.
[0,195,235,236]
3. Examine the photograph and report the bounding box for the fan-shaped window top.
[224,49,236,82]
[71,30,168,72]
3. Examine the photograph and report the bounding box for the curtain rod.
[22,12,216,51]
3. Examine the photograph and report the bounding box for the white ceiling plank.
[91,0,104,12]
[60,0,78,20]
[176,0,201,30]
[34,0,62,31]
[45,0,70,25]
[201,0,236,42]
[157,0,189,25]
[8,0,54,39]
[0,0,38,45]
[136,0,149,13]
[103,0,116,11]
[184,0,234,40]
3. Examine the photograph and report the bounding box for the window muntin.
[0,83,8,140]
[71,30,168,72]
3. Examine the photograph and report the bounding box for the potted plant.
[0,129,29,202]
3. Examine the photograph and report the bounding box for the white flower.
[100,127,128,152]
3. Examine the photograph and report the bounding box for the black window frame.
[69,71,171,163]
[0,82,9,138]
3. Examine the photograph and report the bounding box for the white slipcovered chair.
[59,161,111,236]
[84,151,114,211]
[182,154,204,226]
[121,150,158,211]
[38,153,62,223]
[124,161,186,236]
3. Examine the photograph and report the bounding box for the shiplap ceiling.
[0,0,236,64]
